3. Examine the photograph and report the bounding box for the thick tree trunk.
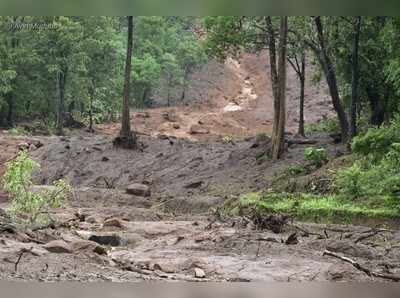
[271,17,288,160]
[350,16,362,139]
[298,54,306,137]
[314,17,349,143]
[115,16,136,149]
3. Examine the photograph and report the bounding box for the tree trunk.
[56,70,66,135]
[366,85,385,126]
[115,16,136,149]
[88,87,94,132]
[298,54,306,137]
[314,16,349,143]
[6,93,14,128]
[349,16,362,139]
[271,17,288,160]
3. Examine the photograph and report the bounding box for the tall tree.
[271,17,288,160]
[349,16,362,139]
[115,16,136,149]
[312,17,349,142]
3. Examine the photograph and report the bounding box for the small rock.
[162,112,179,122]
[70,240,107,255]
[86,215,99,224]
[189,125,209,135]
[184,181,203,189]
[103,218,124,228]
[194,268,206,278]
[43,240,73,254]
[126,183,151,197]
[172,123,180,129]
[154,263,176,273]
[102,157,110,162]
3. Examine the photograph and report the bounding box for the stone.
[101,156,110,162]
[194,268,206,278]
[126,183,151,197]
[43,240,73,254]
[154,263,177,274]
[103,218,124,228]
[86,215,99,224]
[136,112,150,118]
[172,123,180,129]
[70,240,107,255]
[162,111,179,122]
[189,125,209,135]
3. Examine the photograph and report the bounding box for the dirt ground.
[0,53,398,282]
[0,132,399,282]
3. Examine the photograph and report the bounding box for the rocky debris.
[189,125,209,135]
[173,123,180,129]
[103,218,125,229]
[88,234,127,247]
[70,240,107,255]
[43,240,73,254]
[154,262,177,274]
[162,111,180,123]
[251,213,291,234]
[85,215,99,224]
[101,156,110,162]
[126,184,151,197]
[194,267,206,278]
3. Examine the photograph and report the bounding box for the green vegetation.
[2,150,71,226]
[304,147,328,167]
[0,17,206,131]
[305,118,339,134]
[236,192,399,224]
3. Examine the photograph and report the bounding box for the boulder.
[70,240,107,255]
[194,267,206,278]
[189,125,209,135]
[43,240,73,254]
[126,183,151,197]
[162,111,180,122]
[103,218,124,228]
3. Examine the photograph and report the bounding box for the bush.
[305,118,339,134]
[2,150,71,226]
[304,147,328,167]
[352,115,400,159]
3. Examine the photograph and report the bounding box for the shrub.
[352,115,400,159]
[305,118,339,134]
[304,147,328,167]
[2,150,71,226]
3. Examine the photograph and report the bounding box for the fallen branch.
[14,247,37,272]
[323,250,400,282]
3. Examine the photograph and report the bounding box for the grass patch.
[237,192,400,225]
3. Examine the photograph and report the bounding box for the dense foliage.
[0,16,206,130]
